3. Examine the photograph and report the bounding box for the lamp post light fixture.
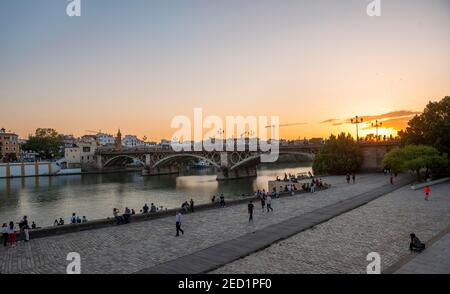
[350,115,364,141]
[371,120,383,141]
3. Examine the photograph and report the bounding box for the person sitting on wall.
[142,203,149,214]
[150,203,157,213]
[58,218,65,226]
[70,213,77,224]
[409,233,426,252]
[113,208,124,225]
[123,207,131,223]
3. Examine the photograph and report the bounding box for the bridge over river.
[92,142,399,180]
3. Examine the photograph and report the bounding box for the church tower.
[115,129,122,150]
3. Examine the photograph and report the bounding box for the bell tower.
[115,129,122,150]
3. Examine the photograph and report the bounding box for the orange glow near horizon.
[0,1,448,141]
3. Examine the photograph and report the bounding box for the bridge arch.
[103,155,145,168]
[151,153,221,169]
[229,151,314,170]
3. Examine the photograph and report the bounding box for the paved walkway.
[0,173,403,274]
[394,229,450,274]
[214,180,450,274]
[136,177,412,274]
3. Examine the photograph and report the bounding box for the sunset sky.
[0,0,449,141]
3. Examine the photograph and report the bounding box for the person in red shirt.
[424,185,430,201]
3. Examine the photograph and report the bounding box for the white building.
[64,137,97,168]
[95,133,115,146]
[122,135,145,148]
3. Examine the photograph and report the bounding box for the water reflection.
[0,163,312,226]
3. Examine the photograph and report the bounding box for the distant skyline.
[1,0,449,140]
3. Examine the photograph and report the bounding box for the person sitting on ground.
[211,195,216,203]
[58,218,64,226]
[131,209,136,215]
[76,216,81,224]
[143,203,149,214]
[409,233,426,252]
[31,221,37,229]
[82,216,88,223]
[70,213,77,224]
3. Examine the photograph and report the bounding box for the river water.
[0,163,312,227]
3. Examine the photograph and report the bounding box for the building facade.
[64,137,98,168]
[0,128,20,162]
[96,133,115,146]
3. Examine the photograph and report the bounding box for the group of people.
[53,214,88,226]
[346,173,357,184]
[181,199,195,213]
[113,207,132,225]
[2,216,36,247]
[275,171,314,183]
[142,203,158,213]
[248,191,274,222]
[211,194,226,207]
[113,203,164,225]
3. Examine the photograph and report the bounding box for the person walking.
[266,195,273,212]
[175,211,184,237]
[248,201,254,222]
[346,173,351,184]
[352,173,356,184]
[8,221,16,247]
[2,223,8,247]
[190,199,194,213]
[424,185,430,201]
[390,174,394,185]
[260,194,266,212]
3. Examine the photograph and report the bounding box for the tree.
[22,128,64,159]
[399,96,450,155]
[312,133,363,175]
[382,145,448,180]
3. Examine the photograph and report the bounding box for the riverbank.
[0,165,314,227]
[0,173,400,274]
[14,186,323,241]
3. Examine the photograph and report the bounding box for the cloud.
[321,110,420,131]
[320,118,340,124]
[361,116,415,131]
[344,110,420,123]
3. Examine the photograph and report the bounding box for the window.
[83,147,91,153]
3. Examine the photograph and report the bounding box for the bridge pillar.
[142,165,179,176]
[94,155,103,170]
[217,151,257,180]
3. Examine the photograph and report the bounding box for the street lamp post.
[350,115,363,141]
[371,120,382,141]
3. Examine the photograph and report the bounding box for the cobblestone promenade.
[0,174,393,274]
[213,181,450,274]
